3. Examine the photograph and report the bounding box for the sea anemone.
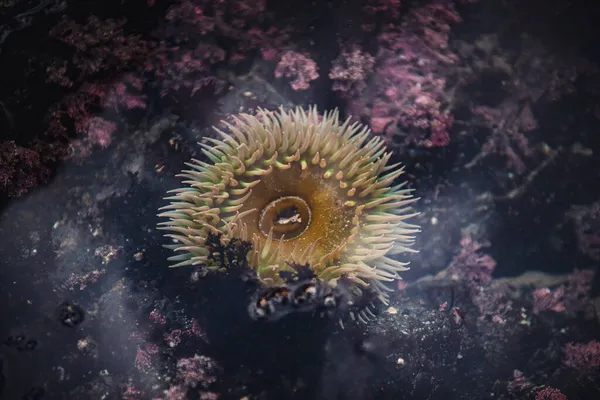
[158,106,420,305]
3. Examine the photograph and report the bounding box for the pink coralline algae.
[507,369,534,394]
[364,0,402,18]
[122,386,143,400]
[65,268,106,291]
[39,0,292,168]
[463,34,591,175]
[508,371,566,400]
[507,369,533,394]
[46,81,144,161]
[532,287,566,314]
[161,320,206,348]
[443,232,512,321]
[0,141,51,198]
[149,44,225,96]
[329,47,375,98]
[535,387,567,400]
[103,75,148,112]
[532,269,594,316]
[447,232,496,286]
[135,343,160,372]
[358,1,462,147]
[563,340,600,376]
[165,0,267,37]
[161,355,219,400]
[164,329,183,348]
[187,318,206,339]
[43,15,156,162]
[48,16,155,85]
[74,117,117,150]
[275,51,319,91]
[467,102,536,174]
[86,118,117,148]
[149,309,167,325]
[176,355,217,388]
[162,0,288,64]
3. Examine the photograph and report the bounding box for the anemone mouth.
[158,106,421,303]
[259,196,311,241]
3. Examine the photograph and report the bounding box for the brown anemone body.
[158,107,420,302]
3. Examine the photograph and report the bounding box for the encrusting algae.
[158,106,420,307]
